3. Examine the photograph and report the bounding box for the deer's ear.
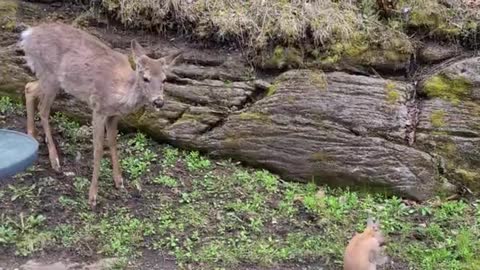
[161,50,183,68]
[131,40,146,59]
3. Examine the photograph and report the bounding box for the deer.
[19,22,182,208]
[343,217,389,270]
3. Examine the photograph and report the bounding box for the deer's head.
[131,40,182,111]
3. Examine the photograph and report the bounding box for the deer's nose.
[153,98,164,108]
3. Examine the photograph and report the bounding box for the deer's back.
[21,22,132,106]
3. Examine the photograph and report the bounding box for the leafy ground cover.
[0,96,479,269]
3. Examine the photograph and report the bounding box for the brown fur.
[343,218,388,270]
[20,22,182,208]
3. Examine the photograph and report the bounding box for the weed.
[0,96,21,115]
[0,224,16,245]
[121,133,157,185]
[73,176,90,193]
[254,170,279,193]
[8,184,36,202]
[152,175,178,188]
[53,224,76,247]
[185,151,211,172]
[163,146,180,168]
[97,210,151,257]
[52,112,81,142]
[2,213,53,256]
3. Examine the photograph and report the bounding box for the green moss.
[385,81,396,91]
[455,169,479,183]
[436,23,462,37]
[409,10,440,28]
[266,46,303,69]
[271,46,285,68]
[266,83,279,97]
[437,141,457,159]
[385,81,400,104]
[178,113,204,122]
[284,47,304,68]
[430,110,446,128]
[310,152,333,162]
[423,74,472,104]
[386,90,400,104]
[308,71,327,90]
[321,27,411,68]
[238,112,270,123]
[465,21,478,31]
[0,0,17,32]
[407,4,465,39]
[318,55,340,65]
[384,50,406,62]
[343,43,369,58]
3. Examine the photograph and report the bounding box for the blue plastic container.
[0,129,39,179]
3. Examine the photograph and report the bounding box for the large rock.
[193,70,440,200]
[416,57,480,193]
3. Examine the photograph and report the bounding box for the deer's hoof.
[51,158,61,172]
[113,175,125,189]
[88,195,97,209]
[115,178,125,189]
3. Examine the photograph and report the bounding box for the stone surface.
[193,70,439,200]
[416,56,480,193]
[13,258,118,270]
[418,42,463,64]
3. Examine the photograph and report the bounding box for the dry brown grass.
[99,0,479,66]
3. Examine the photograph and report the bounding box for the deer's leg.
[37,87,60,172]
[25,81,39,137]
[106,116,124,189]
[88,112,107,208]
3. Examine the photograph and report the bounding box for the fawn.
[344,217,388,270]
[20,22,182,207]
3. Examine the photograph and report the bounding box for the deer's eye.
[143,77,150,83]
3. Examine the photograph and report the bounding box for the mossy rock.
[308,71,328,90]
[422,74,472,104]
[0,0,18,32]
[260,46,304,70]
[430,110,446,128]
[266,82,279,97]
[432,139,480,194]
[385,81,400,104]
[309,151,334,163]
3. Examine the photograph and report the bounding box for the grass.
[0,96,22,115]
[1,97,480,269]
[96,0,479,67]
